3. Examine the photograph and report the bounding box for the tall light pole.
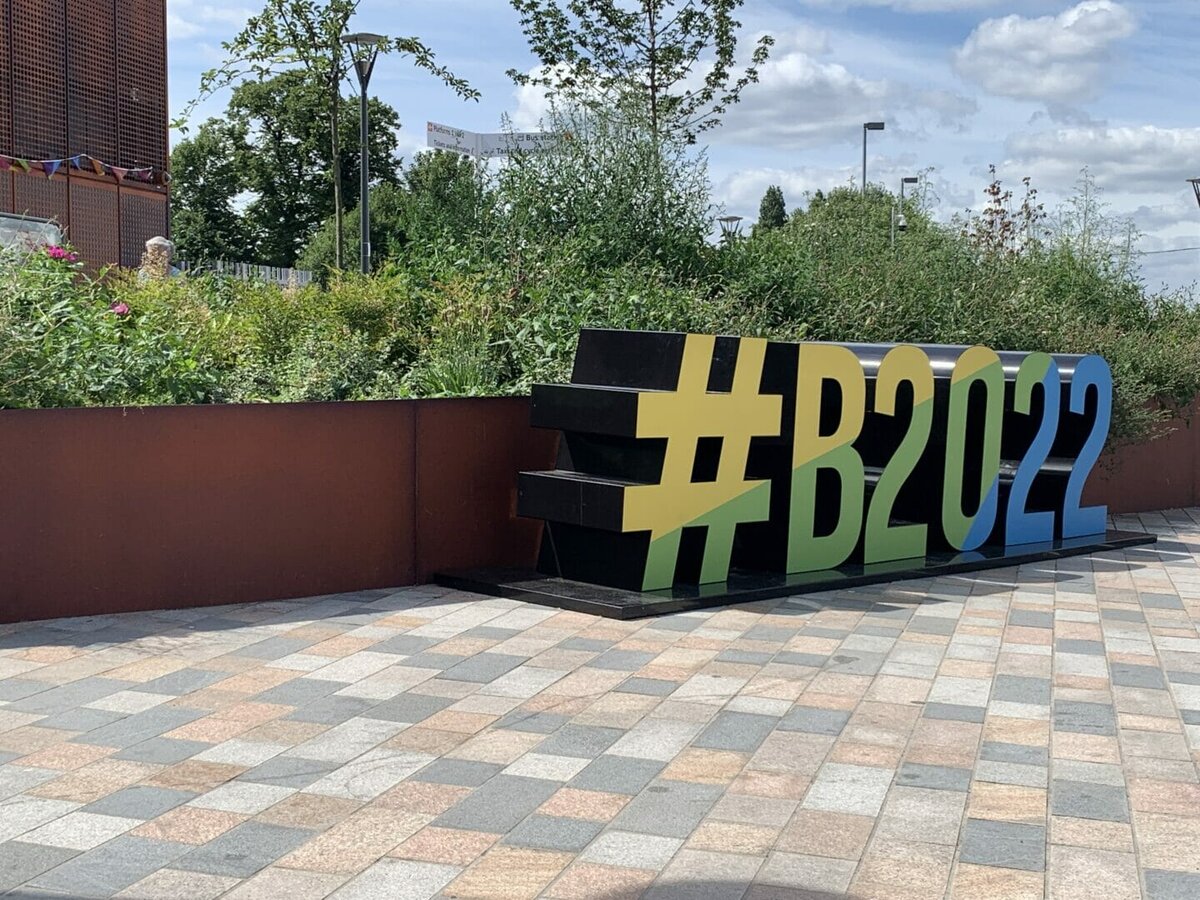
[1190,178,1200,209]
[862,121,885,197]
[342,32,386,274]
[892,176,919,246]
[717,215,744,245]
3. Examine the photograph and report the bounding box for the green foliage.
[508,0,774,143]
[756,185,786,231]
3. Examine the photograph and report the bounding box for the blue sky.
[167,0,1200,291]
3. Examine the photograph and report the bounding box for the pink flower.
[44,245,67,260]
[109,302,130,317]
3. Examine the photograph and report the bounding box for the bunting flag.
[0,151,165,186]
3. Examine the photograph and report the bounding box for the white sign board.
[427,122,557,159]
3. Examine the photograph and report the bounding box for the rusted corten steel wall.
[0,398,558,624]
[0,0,169,267]
[0,397,1191,625]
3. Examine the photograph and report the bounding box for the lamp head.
[896,213,908,232]
[902,176,919,185]
[864,121,885,131]
[342,32,387,48]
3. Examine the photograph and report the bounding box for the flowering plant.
[43,245,80,264]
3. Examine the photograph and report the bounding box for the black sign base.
[437,530,1157,620]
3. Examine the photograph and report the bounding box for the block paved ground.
[1,510,1199,898]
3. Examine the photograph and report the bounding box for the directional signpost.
[426,122,558,159]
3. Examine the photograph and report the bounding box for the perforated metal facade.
[0,0,168,267]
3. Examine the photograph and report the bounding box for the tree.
[170,121,252,263]
[507,0,773,144]
[188,0,477,269]
[756,184,786,231]
[171,72,403,266]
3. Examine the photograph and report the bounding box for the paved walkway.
[0,511,1198,899]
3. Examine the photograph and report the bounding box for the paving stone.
[329,858,459,900]
[803,763,894,816]
[778,706,850,736]
[614,677,679,696]
[131,668,229,697]
[569,755,666,795]
[286,696,376,725]
[8,678,131,714]
[693,712,778,753]
[1056,639,1106,656]
[1054,700,1117,736]
[440,653,526,683]
[1008,610,1053,628]
[0,841,79,892]
[981,742,1049,767]
[116,738,214,765]
[494,710,571,733]
[253,678,348,706]
[558,637,613,652]
[237,755,341,789]
[175,822,313,878]
[362,693,457,725]
[371,634,440,656]
[1051,780,1130,823]
[432,775,560,832]
[587,649,657,671]
[38,707,127,733]
[581,830,682,869]
[29,835,191,897]
[503,814,603,851]
[85,786,197,819]
[922,702,986,723]
[960,818,1046,871]
[535,724,624,759]
[992,675,1052,706]
[773,651,828,668]
[1110,663,1166,690]
[1140,593,1185,610]
[236,637,318,660]
[395,652,466,671]
[409,758,504,787]
[898,763,973,792]
[610,779,723,838]
[1145,869,1200,900]
[0,680,53,702]
[715,650,774,665]
[909,616,958,635]
[72,707,208,748]
[1100,608,1145,623]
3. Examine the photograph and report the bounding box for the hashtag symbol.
[622,334,782,591]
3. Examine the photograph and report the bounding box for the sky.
[167,0,1200,293]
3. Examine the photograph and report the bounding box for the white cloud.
[1004,125,1200,193]
[954,1,1136,104]
[798,0,994,10]
[167,0,253,43]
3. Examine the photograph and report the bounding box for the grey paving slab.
[1056,638,1106,656]
[615,677,680,696]
[981,741,1049,767]
[0,841,79,893]
[362,693,455,724]
[1145,869,1200,900]
[36,707,126,733]
[898,763,972,792]
[503,814,604,851]
[28,836,190,897]
[286,695,376,725]
[175,822,313,878]
[587,649,657,671]
[569,755,666,795]
[388,652,465,671]
[1054,700,1117,736]
[715,650,774,665]
[8,678,131,714]
[1051,779,1130,823]
[237,755,341,789]
[71,706,208,748]
[235,636,319,660]
[408,758,504,787]
[494,710,571,733]
[253,677,349,706]
[922,702,986,723]
[908,616,958,635]
[535,724,624,759]
[1008,609,1053,628]
[992,674,1052,706]
[0,680,53,702]
[558,637,613,652]
[115,737,214,765]
[959,818,1046,871]
[131,668,228,696]
[432,775,559,832]
[1111,662,1167,689]
[778,706,850,736]
[439,652,526,683]
[1141,593,1185,610]
[330,858,460,900]
[693,711,779,753]
[83,786,196,819]
[611,779,724,838]
[772,651,828,668]
[1100,608,1146,623]
[371,634,440,655]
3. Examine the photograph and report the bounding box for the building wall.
[0,0,168,267]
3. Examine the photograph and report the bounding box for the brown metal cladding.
[119,186,165,265]
[0,0,11,159]
[11,0,67,160]
[12,171,67,221]
[0,172,11,213]
[116,0,166,170]
[67,0,118,163]
[68,177,118,267]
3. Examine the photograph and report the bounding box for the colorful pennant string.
[0,152,165,186]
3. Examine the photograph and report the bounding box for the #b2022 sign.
[517,329,1117,593]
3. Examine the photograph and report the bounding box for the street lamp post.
[891,176,919,247]
[717,215,744,245]
[1190,178,1200,209]
[862,122,885,197]
[342,32,387,275]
